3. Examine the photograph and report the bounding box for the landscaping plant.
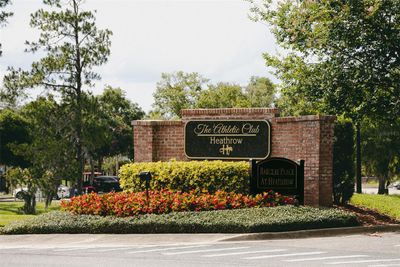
[119,160,250,194]
[61,190,296,217]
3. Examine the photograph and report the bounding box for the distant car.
[93,176,121,193]
[82,184,97,194]
[396,184,400,190]
[55,185,70,199]
[13,185,70,200]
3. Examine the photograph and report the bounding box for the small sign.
[184,120,271,160]
[251,157,304,204]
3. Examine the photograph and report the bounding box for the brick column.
[271,115,335,206]
[318,117,335,206]
[132,121,156,162]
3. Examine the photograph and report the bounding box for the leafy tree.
[97,86,144,160]
[18,96,77,208]
[5,168,38,214]
[152,71,208,119]
[0,109,30,168]
[80,92,109,181]
[80,87,144,178]
[245,76,275,108]
[0,0,13,56]
[362,119,400,194]
[249,0,400,192]
[102,155,130,176]
[333,119,355,204]
[196,82,250,108]
[3,0,112,193]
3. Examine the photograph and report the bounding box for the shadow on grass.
[0,202,24,215]
[0,202,60,215]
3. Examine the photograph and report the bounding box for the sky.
[0,0,278,112]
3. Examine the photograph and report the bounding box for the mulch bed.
[336,204,399,226]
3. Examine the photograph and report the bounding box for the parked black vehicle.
[92,176,122,193]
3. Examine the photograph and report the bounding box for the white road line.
[52,247,88,252]
[53,245,158,252]
[163,246,249,256]
[244,251,326,260]
[126,245,210,254]
[203,249,287,257]
[7,247,48,251]
[395,245,400,247]
[94,247,141,252]
[369,264,400,267]
[326,259,400,265]
[285,255,369,262]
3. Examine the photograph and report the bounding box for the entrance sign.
[251,157,304,204]
[184,120,271,160]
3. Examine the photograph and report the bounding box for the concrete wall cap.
[131,120,183,126]
[273,115,336,123]
[181,108,280,117]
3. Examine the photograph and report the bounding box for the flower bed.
[61,190,296,217]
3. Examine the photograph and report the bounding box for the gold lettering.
[242,123,260,134]
[194,124,212,135]
[213,123,240,134]
[209,137,243,145]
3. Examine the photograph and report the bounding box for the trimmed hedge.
[119,160,250,193]
[61,190,296,216]
[0,206,359,234]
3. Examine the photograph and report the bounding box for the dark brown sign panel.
[184,120,271,160]
[251,157,304,204]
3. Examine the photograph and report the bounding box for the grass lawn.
[0,201,60,227]
[350,193,400,221]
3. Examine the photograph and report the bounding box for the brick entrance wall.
[132,108,335,206]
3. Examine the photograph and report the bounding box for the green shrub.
[119,160,250,194]
[0,207,359,234]
[333,119,355,204]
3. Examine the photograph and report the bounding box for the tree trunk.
[115,155,119,176]
[73,0,84,195]
[90,157,94,185]
[356,123,362,193]
[378,176,387,194]
[98,157,103,174]
[45,193,53,210]
[23,193,36,214]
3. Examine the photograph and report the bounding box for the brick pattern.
[132,109,335,206]
[132,120,185,162]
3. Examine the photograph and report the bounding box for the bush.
[0,206,359,234]
[61,190,296,217]
[333,119,355,204]
[119,160,250,194]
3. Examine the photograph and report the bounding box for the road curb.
[218,224,400,242]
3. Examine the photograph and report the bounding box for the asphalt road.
[0,232,399,267]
